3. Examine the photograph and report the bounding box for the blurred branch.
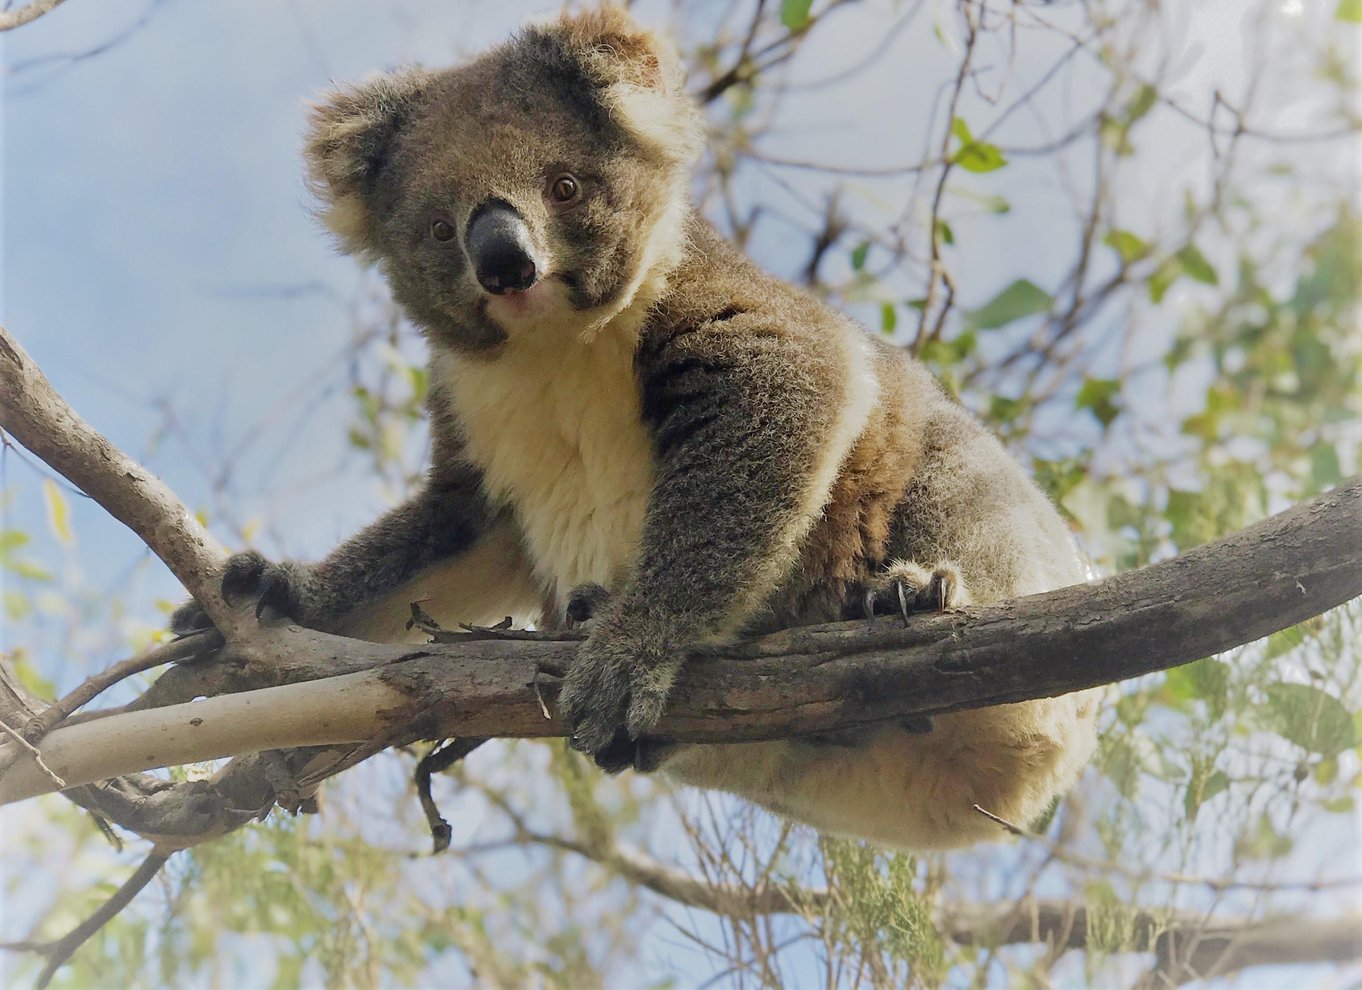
[1,849,172,990]
[488,828,1362,979]
[0,0,67,31]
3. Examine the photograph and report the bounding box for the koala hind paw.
[862,560,970,626]
[169,551,300,636]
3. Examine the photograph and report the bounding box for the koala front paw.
[169,551,302,635]
[861,560,971,625]
[556,628,682,764]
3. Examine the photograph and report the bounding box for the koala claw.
[863,560,968,626]
[169,551,301,635]
[253,568,294,620]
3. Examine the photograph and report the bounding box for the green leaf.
[3,591,30,621]
[1075,377,1121,427]
[1337,0,1362,22]
[780,0,814,29]
[966,279,1052,330]
[43,479,74,546]
[6,559,52,581]
[1310,443,1344,488]
[1264,624,1305,660]
[1103,229,1148,263]
[12,656,56,700]
[954,142,1007,174]
[1163,658,1230,720]
[1175,244,1218,285]
[936,220,954,245]
[949,117,1008,173]
[1126,83,1158,125]
[1148,257,1182,303]
[1185,763,1229,823]
[1323,796,1355,814]
[989,395,1023,424]
[1264,682,1356,757]
[879,302,897,334]
[1236,812,1294,861]
[850,240,870,271]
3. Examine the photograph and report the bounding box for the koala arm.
[173,391,541,642]
[559,315,877,754]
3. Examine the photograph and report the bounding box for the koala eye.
[430,219,456,242]
[547,173,582,206]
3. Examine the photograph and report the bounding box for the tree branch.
[0,326,238,632]
[489,829,1362,979]
[0,0,68,31]
[2,849,172,990]
[0,476,1356,806]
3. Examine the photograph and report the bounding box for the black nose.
[465,200,538,294]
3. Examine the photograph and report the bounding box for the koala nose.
[465,200,538,295]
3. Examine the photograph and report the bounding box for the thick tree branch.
[0,326,238,632]
[0,478,1357,806]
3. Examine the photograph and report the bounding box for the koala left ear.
[542,7,703,166]
[304,67,431,258]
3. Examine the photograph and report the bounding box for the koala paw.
[556,628,682,761]
[862,560,970,626]
[564,582,611,628]
[169,551,302,635]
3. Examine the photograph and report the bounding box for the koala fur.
[174,7,1098,850]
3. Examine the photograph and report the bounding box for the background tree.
[1,1,1359,988]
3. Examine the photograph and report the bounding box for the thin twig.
[0,715,64,788]
[415,738,488,853]
[0,848,173,990]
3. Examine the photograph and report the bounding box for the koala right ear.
[304,68,431,257]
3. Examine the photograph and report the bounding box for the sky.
[1,1,1358,987]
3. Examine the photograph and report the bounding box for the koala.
[173,8,1098,850]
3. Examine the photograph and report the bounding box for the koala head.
[305,8,703,352]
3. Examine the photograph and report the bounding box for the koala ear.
[547,8,703,166]
[304,68,431,257]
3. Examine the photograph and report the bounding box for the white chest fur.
[434,324,655,604]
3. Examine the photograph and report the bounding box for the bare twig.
[479,827,1362,979]
[0,715,64,788]
[0,848,173,989]
[415,737,488,853]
